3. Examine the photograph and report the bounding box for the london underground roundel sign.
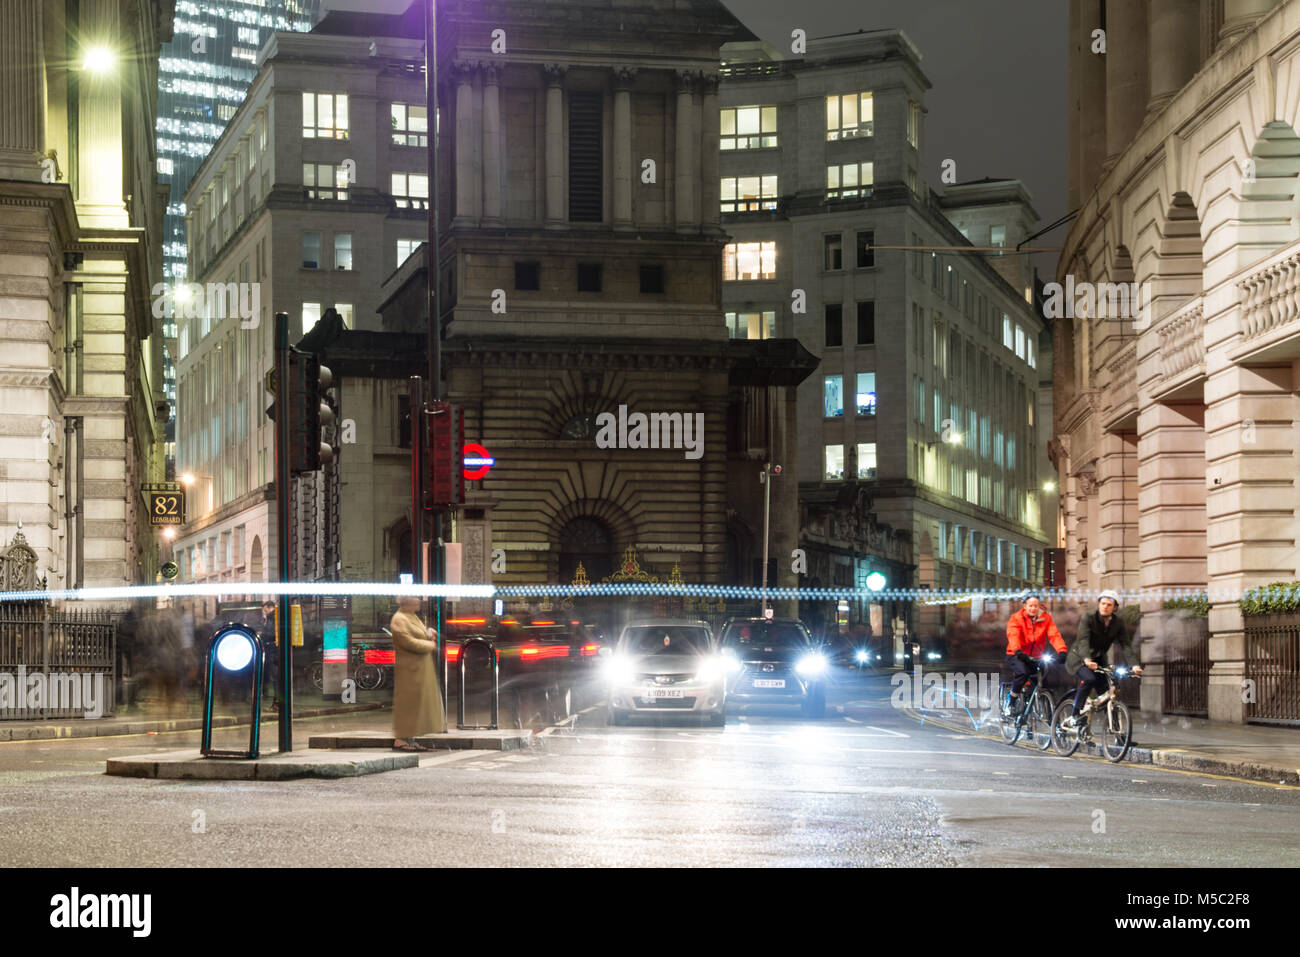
[463,443,494,481]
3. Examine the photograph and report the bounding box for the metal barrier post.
[457,637,498,730]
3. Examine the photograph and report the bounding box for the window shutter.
[568,92,603,222]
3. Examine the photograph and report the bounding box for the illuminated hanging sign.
[463,442,495,481]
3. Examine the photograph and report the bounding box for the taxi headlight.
[795,653,828,677]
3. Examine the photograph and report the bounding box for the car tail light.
[580,643,600,656]
[499,619,517,626]
[446,645,461,662]
[447,617,486,626]
[531,620,556,626]
[364,649,395,665]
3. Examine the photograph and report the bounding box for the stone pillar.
[543,64,566,228]
[1104,0,1149,169]
[700,73,721,232]
[0,0,44,181]
[673,71,698,233]
[1205,362,1295,722]
[1147,0,1200,114]
[452,62,478,226]
[701,384,729,583]
[1096,430,1139,593]
[78,0,126,227]
[612,67,635,230]
[1076,1,1108,198]
[481,64,503,226]
[1219,0,1280,47]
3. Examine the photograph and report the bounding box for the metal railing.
[1162,621,1209,717]
[1245,616,1300,725]
[0,604,116,719]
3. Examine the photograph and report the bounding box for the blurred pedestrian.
[258,600,281,709]
[138,610,185,719]
[390,596,445,750]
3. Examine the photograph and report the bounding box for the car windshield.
[622,626,711,656]
[720,622,810,654]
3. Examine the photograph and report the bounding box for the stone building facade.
[717,34,1052,639]
[0,0,171,594]
[171,19,432,605]
[1056,0,1300,721]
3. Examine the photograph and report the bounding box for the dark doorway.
[558,516,613,585]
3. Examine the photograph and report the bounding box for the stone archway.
[557,515,614,585]
[249,535,263,582]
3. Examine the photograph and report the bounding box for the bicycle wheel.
[1051,698,1082,756]
[1030,690,1055,751]
[356,664,384,691]
[1102,700,1132,763]
[998,691,1019,744]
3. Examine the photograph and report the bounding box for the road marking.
[924,769,937,772]
[1243,803,1261,806]
[1131,779,1148,784]
[978,788,994,792]
[1062,775,1077,779]
[992,771,1009,776]
[1152,797,1170,801]
[844,717,862,724]
[1201,783,1217,788]
[866,725,909,738]
[417,749,487,769]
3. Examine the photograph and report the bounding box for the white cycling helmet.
[1098,589,1121,604]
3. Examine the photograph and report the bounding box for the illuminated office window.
[723,241,776,281]
[826,92,873,140]
[720,106,777,150]
[303,92,349,139]
[391,103,429,147]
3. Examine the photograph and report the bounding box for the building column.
[481,64,503,226]
[1096,430,1139,593]
[452,62,478,226]
[543,64,566,228]
[1205,361,1296,722]
[673,71,698,233]
[612,67,635,231]
[1219,0,1281,47]
[78,0,126,227]
[0,0,44,180]
[700,73,721,233]
[1147,0,1200,114]
[701,386,730,584]
[1076,0,1107,201]
[1103,0,1149,169]
[772,386,799,618]
[1136,400,1207,714]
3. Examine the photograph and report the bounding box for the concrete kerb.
[900,704,1300,787]
[105,748,419,780]
[0,702,389,743]
[307,728,541,752]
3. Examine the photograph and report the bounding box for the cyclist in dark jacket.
[1064,590,1142,725]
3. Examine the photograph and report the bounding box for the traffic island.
[104,748,418,780]
[307,728,537,752]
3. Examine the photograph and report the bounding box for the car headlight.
[855,649,868,664]
[795,653,828,677]
[604,654,636,684]
[695,656,725,683]
[926,651,941,661]
[719,649,742,673]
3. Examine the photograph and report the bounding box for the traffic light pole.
[425,0,447,728]
[273,311,294,752]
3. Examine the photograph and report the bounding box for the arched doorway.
[249,535,263,581]
[558,516,613,585]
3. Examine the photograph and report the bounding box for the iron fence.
[1245,616,1300,725]
[0,604,117,719]
[1162,622,1210,717]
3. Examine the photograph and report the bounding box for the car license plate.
[753,679,785,688]
[646,688,683,698]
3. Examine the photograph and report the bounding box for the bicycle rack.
[457,637,499,730]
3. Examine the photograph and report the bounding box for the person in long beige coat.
[391,596,446,749]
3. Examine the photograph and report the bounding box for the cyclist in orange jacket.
[1004,593,1067,716]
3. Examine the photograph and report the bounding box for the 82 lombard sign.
[147,490,184,526]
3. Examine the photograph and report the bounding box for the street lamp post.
[759,463,781,618]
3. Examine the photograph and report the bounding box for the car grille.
[633,697,696,708]
[636,673,695,684]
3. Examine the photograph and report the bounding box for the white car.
[605,619,726,727]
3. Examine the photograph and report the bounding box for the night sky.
[325,0,1069,267]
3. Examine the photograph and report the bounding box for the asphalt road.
[1,673,1297,867]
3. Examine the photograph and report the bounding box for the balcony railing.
[1239,245,1300,344]
[1155,297,1205,382]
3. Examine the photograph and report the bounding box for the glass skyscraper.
[156,0,321,470]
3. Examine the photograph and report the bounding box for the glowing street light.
[946,432,962,444]
[180,473,196,486]
[81,46,116,73]
[1043,480,1056,492]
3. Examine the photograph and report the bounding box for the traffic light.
[426,401,464,508]
[264,349,334,473]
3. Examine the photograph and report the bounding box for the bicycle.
[1051,665,1139,762]
[997,654,1056,750]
